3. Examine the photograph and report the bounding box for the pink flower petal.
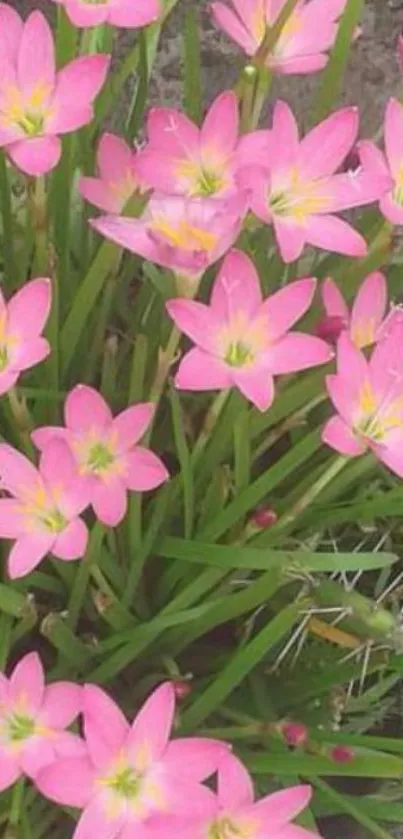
[8,136,61,177]
[112,403,154,452]
[245,785,312,828]
[350,272,387,347]
[267,333,333,374]
[92,477,127,527]
[20,737,56,779]
[385,98,403,179]
[9,652,44,712]
[217,753,254,809]
[273,217,305,263]
[322,415,365,456]
[271,825,320,839]
[380,192,403,226]
[36,756,95,808]
[109,0,160,27]
[270,53,327,74]
[124,447,168,492]
[336,332,369,383]
[128,682,175,767]
[0,370,19,396]
[74,799,124,839]
[13,337,50,371]
[51,55,110,128]
[163,738,230,782]
[211,2,257,55]
[17,11,55,99]
[271,100,299,172]
[147,107,199,156]
[63,0,109,27]
[0,755,20,792]
[135,149,185,195]
[53,519,88,561]
[162,778,218,818]
[166,299,220,353]
[7,277,51,340]
[83,684,129,770]
[260,278,316,340]
[232,365,275,411]
[322,277,349,322]
[97,132,133,184]
[211,249,262,320]
[0,443,40,497]
[0,4,23,65]
[299,107,358,180]
[39,438,77,492]
[376,443,403,479]
[0,499,24,538]
[31,427,69,450]
[79,177,122,214]
[41,682,82,728]
[325,374,359,425]
[53,731,87,759]
[8,533,55,579]
[201,91,239,159]
[65,384,112,434]
[303,214,367,257]
[175,348,232,391]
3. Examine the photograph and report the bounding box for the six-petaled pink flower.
[317,272,388,348]
[211,0,347,75]
[154,752,318,839]
[79,133,144,215]
[92,193,247,280]
[50,0,160,29]
[136,91,253,199]
[323,327,403,477]
[0,440,90,578]
[239,101,392,262]
[0,278,51,395]
[37,681,228,839]
[358,98,403,226]
[0,5,109,175]
[0,652,83,791]
[32,385,169,528]
[166,249,332,412]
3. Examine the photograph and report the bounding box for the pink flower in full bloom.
[79,133,144,215]
[318,272,388,348]
[32,386,169,528]
[166,249,332,412]
[358,98,403,226]
[136,92,253,199]
[0,278,51,395]
[50,0,160,29]
[92,193,247,280]
[239,101,392,263]
[37,681,229,839]
[0,652,83,791]
[0,440,90,578]
[211,0,347,75]
[0,6,109,176]
[153,752,318,839]
[322,327,403,477]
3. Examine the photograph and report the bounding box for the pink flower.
[37,681,228,839]
[79,133,144,214]
[0,6,109,176]
[32,386,169,528]
[166,249,332,412]
[0,440,90,578]
[0,652,83,791]
[0,278,51,395]
[322,327,403,477]
[318,272,388,348]
[239,101,392,263]
[92,193,247,280]
[152,752,318,839]
[211,0,347,75]
[136,92,252,199]
[50,0,159,29]
[359,98,403,226]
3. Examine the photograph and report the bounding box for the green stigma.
[225,341,254,367]
[87,442,115,475]
[0,346,9,373]
[8,713,35,743]
[209,818,242,839]
[108,766,140,800]
[194,168,223,197]
[393,184,403,207]
[269,190,290,216]
[42,508,67,534]
[18,112,45,137]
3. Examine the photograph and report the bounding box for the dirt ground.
[7,0,403,836]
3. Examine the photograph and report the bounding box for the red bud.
[173,680,192,700]
[251,508,278,529]
[330,745,355,764]
[316,315,347,344]
[282,722,309,748]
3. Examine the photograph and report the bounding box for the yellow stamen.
[152,217,218,252]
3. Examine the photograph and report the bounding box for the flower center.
[17,112,45,137]
[194,168,223,197]
[225,340,254,367]
[8,712,35,743]
[355,381,403,442]
[209,817,246,839]
[41,508,67,533]
[87,442,115,475]
[108,766,140,800]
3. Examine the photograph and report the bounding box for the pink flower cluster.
[0,657,319,839]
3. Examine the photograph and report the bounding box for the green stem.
[67,523,105,632]
[192,390,230,463]
[9,778,24,829]
[0,153,17,288]
[30,177,49,275]
[273,455,348,535]
[7,389,34,456]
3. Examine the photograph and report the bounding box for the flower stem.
[192,390,230,463]
[272,455,348,535]
[7,388,34,456]
[8,778,24,831]
[67,523,105,632]
[30,176,49,276]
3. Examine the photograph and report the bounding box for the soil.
[7,0,403,836]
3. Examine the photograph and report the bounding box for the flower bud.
[173,680,192,700]
[330,745,355,764]
[281,722,309,748]
[316,314,347,345]
[251,507,278,529]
